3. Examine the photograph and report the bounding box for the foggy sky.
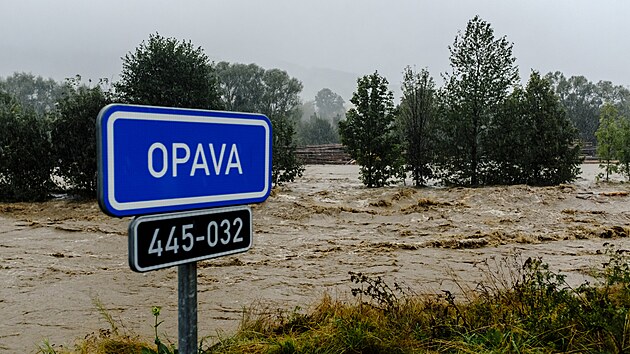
[2,0,629,101]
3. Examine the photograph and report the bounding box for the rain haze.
[1,0,629,101]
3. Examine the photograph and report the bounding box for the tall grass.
[39,245,630,353]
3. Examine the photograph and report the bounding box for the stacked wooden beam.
[296,144,353,165]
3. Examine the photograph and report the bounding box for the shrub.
[51,77,112,197]
[0,92,54,201]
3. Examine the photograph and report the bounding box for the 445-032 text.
[129,206,252,272]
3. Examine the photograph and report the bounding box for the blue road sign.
[97,104,272,217]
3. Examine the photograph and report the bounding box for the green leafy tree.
[397,66,436,186]
[215,63,305,184]
[483,86,528,184]
[259,69,305,185]
[438,15,519,186]
[595,80,630,117]
[0,92,54,201]
[616,116,630,180]
[487,72,581,185]
[518,72,581,185]
[51,77,113,196]
[314,88,345,121]
[0,72,64,116]
[339,71,402,187]
[545,72,602,145]
[215,62,265,112]
[116,33,222,109]
[596,103,622,181]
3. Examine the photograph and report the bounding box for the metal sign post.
[97,104,272,354]
[178,263,197,354]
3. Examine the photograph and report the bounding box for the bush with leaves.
[51,76,113,196]
[486,71,582,185]
[0,92,54,201]
[116,32,222,110]
[397,66,436,186]
[339,71,403,187]
[436,15,519,186]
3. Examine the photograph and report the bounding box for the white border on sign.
[107,111,270,211]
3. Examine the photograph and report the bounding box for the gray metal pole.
[178,262,198,354]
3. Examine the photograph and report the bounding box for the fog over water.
[2,0,629,100]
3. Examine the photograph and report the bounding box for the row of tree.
[596,103,630,181]
[340,16,583,187]
[0,75,112,201]
[2,16,628,199]
[0,33,310,201]
[545,72,630,145]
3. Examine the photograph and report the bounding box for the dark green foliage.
[397,66,436,186]
[297,114,338,145]
[51,77,113,196]
[259,69,305,185]
[271,112,304,185]
[215,62,265,113]
[437,15,519,186]
[116,33,222,110]
[215,63,304,184]
[0,92,54,201]
[339,71,403,188]
[486,72,582,185]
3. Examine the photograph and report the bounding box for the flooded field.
[1,164,630,352]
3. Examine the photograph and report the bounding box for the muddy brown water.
[1,164,630,352]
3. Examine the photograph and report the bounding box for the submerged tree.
[518,72,581,185]
[486,72,581,185]
[437,15,519,186]
[0,92,54,201]
[339,71,402,187]
[397,66,436,186]
[51,77,113,195]
[258,69,305,185]
[596,103,622,181]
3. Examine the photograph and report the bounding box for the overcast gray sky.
[2,0,629,101]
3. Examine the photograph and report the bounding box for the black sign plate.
[129,206,252,272]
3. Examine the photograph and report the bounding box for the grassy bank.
[39,246,630,353]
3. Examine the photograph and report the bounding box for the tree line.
[340,15,630,188]
[0,33,314,201]
[2,16,629,200]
